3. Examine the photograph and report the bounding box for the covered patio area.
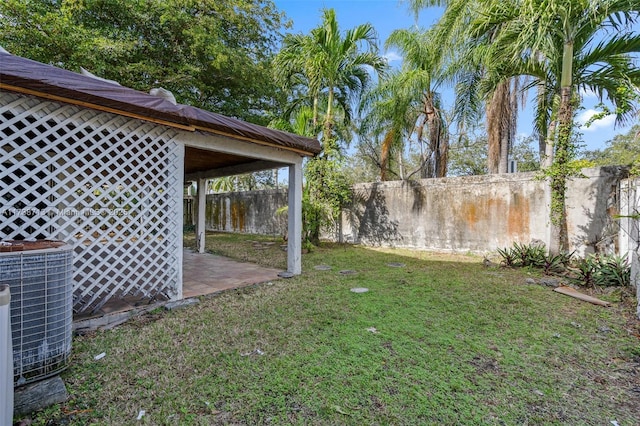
[181,248,281,298]
[1,51,320,316]
[73,249,281,325]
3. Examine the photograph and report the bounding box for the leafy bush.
[497,242,547,268]
[542,251,573,275]
[495,242,630,288]
[593,254,631,287]
[512,242,547,268]
[571,254,630,288]
[572,256,599,287]
[497,246,518,267]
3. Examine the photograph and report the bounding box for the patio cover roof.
[0,52,321,169]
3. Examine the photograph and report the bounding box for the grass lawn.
[19,232,640,425]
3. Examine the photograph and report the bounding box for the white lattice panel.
[1,92,182,313]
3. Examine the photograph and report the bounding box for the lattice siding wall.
[0,92,183,313]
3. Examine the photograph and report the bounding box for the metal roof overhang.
[0,52,320,181]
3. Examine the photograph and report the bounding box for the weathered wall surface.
[618,177,640,318]
[189,166,627,255]
[342,173,549,252]
[342,167,626,255]
[565,166,627,256]
[194,189,287,237]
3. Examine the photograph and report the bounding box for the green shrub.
[571,254,630,288]
[593,254,631,287]
[497,246,518,267]
[495,242,630,288]
[542,251,573,275]
[572,255,599,287]
[512,242,547,267]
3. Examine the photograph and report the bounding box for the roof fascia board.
[178,131,303,165]
[185,159,286,181]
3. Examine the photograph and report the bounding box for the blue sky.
[273,0,636,152]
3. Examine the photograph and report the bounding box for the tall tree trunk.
[324,87,334,151]
[550,40,575,253]
[380,130,394,181]
[398,150,405,180]
[438,132,449,177]
[542,120,556,168]
[552,87,572,252]
[312,95,319,128]
[537,80,548,162]
[487,80,511,174]
[423,92,447,178]
[503,77,520,173]
[499,132,510,173]
[415,114,429,179]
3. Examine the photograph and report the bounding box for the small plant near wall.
[497,242,548,268]
[542,252,573,275]
[572,255,599,287]
[594,255,631,287]
[496,246,518,267]
[512,242,546,268]
[496,242,631,288]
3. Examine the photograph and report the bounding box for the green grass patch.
[18,233,640,425]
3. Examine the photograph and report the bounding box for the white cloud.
[383,51,402,64]
[577,109,616,132]
[578,87,598,99]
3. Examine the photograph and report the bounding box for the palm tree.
[405,0,521,174]
[273,8,387,152]
[409,0,640,249]
[272,9,387,243]
[385,28,449,178]
[359,70,417,180]
[474,0,640,250]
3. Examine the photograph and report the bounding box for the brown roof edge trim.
[0,83,196,131]
[191,125,316,157]
[2,84,317,157]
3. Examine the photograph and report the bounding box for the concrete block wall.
[197,189,288,237]
[341,173,549,252]
[191,166,627,255]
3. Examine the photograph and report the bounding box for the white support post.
[197,177,207,254]
[174,142,185,300]
[287,159,303,274]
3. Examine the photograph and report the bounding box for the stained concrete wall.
[191,166,627,255]
[192,189,288,237]
[342,166,626,255]
[618,178,640,318]
[342,173,549,252]
[565,166,627,256]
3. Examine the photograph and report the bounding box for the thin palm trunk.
[421,92,448,178]
[324,87,335,151]
[536,73,548,161]
[542,119,556,168]
[312,96,319,127]
[380,130,395,181]
[551,39,575,252]
[427,107,446,177]
[438,131,449,177]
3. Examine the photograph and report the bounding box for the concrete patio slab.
[74,248,283,323]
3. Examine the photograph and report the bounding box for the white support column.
[287,159,303,274]
[174,142,185,300]
[197,177,207,254]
